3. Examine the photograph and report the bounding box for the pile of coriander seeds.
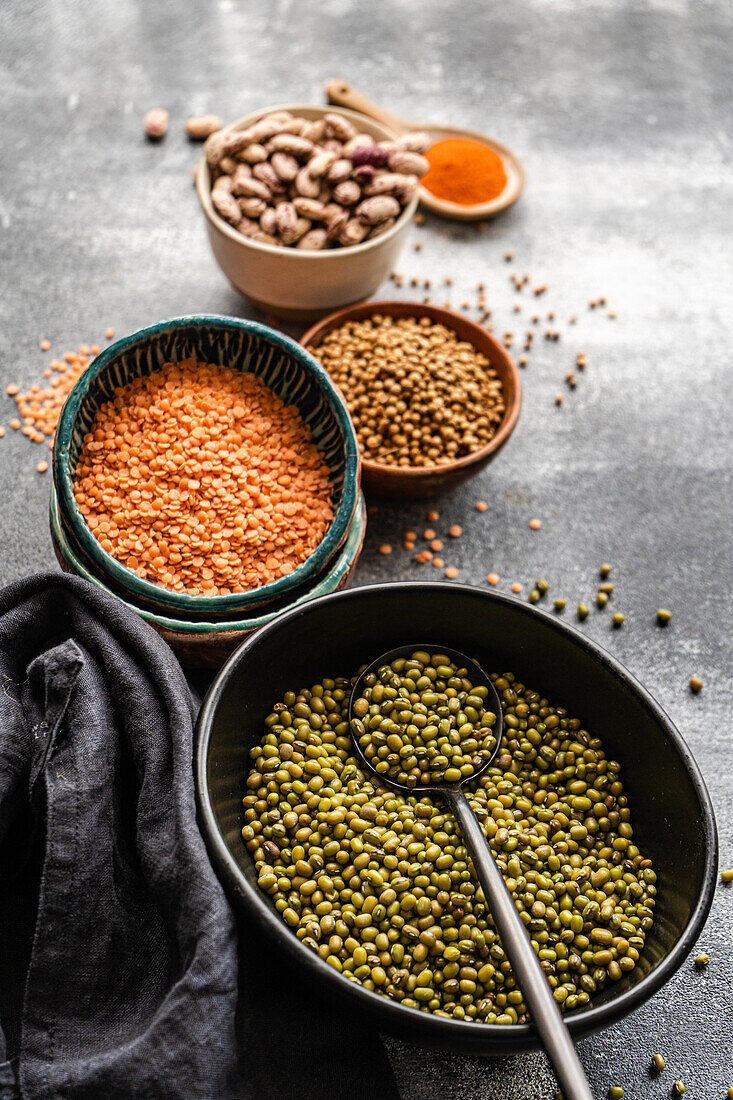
[307,314,505,468]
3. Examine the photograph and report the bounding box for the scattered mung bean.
[652,1053,666,1072]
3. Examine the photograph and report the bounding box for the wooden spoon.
[325,80,524,222]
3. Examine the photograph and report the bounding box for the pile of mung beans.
[306,314,505,468]
[351,651,498,786]
[243,669,656,1023]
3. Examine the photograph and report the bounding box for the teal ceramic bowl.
[50,485,366,667]
[52,315,360,619]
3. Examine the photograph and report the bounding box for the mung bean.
[243,668,655,1025]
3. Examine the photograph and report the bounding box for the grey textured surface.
[1,1,731,1097]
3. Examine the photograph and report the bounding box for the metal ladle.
[348,644,593,1100]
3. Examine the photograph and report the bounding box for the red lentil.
[487,573,499,586]
[511,582,523,593]
[444,566,458,579]
[39,339,50,352]
[36,461,48,474]
[423,528,436,541]
[475,500,487,512]
[529,518,542,530]
[379,544,393,555]
[73,359,333,596]
[448,525,462,538]
[430,539,443,552]
[427,511,439,522]
[432,557,444,568]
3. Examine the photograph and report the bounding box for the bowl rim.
[301,301,522,481]
[194,580,718,1050]
[49,482,367,634]
[196,102,418,259]
[52,313,361,615]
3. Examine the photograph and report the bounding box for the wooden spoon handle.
[325,80,409,135]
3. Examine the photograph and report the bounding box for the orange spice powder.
[422,139,507,206]
[73,360,333,596]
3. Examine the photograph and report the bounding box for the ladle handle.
[443,787,594,1100]
[325,80,409,135]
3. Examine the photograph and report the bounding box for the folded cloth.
[0,573,238,1099]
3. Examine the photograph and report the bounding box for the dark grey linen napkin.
[0,574,401,1100]
[0,573,238,1099]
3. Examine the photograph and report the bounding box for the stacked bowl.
[50,315,364,666]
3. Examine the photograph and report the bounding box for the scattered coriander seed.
[721,869,733,883]
[414,213,425,226]
[608,310,617,319]
[554,598,566,611]
[519,356,528,367]
[555,395,563,406]
[577,603,590,620]
[536,578,549,594]
[504,251,513,261]
[414,242,421,251]
[597,592,609,608]
[657,609,672,625]
[612,613,625,627]
[600,563,611,578]
[529,589,540,603]
[673,1082,685,1095]
[694,953,709,967]
[652,1054,666,1072]
[565,372,577,389]
[689,677,703,693]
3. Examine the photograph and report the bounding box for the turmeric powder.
[422,138,507,206]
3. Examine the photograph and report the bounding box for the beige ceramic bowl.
[196,103,418,321]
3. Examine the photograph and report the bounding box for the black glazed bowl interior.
[195,583,717,1054]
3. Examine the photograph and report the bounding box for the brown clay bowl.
[301,301,521,499]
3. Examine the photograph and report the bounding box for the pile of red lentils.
[73,360,334,596]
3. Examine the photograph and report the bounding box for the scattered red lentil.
[10,419,20,430]
[423,528,436,540]
[415,550,432,564]
[39,339,51,352]
[73,360,333,596]
[403,540,415,550]
[379,544,393,556]
[0,427,5,438]
[405,531,417,541]
[529,518,542,530]
[487,573,499,586]
[427,510,439,522]
[36,461,48,474]
[430,539,443,552]
[475,500,487,512]
[105,327,115,340]
[511,582,523,593]
[444,566,458,579]
[432,557,444,568]
[448,525,462,538]
[6,384,19,396]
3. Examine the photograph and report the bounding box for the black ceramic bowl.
[195,583,717,1054]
